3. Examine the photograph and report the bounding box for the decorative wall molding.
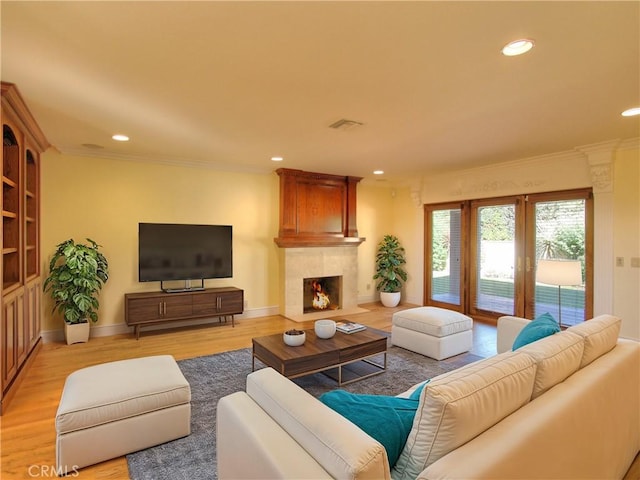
[617,137,640,151]
[409,178,423,207]
[421,150,586,203]
[416,138,639,204]
[588,163,614,193]
[576,139,620,194]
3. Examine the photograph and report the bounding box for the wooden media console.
[125,287,243,339]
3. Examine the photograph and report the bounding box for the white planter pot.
[380,291,401,308]
[64,321,90,345]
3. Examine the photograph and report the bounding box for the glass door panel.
[529,195,589,326]
[425,204,465,311]
[469,197,524,319]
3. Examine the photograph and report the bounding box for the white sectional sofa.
[217,314,639,479]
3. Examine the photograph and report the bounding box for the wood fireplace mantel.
[274,168,365,248]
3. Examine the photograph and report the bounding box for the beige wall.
[613,147,640,339]
[41,153,283,332]
[40,152,394,334]
[355,183,424,305]
[40,144,639,340]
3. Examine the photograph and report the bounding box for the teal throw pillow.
[512,312,560,350]
[408,379,430,400]
[319,390,420,467]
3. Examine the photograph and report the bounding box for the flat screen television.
[138,223,232,287]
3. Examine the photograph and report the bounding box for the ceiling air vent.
[329,119,363,131]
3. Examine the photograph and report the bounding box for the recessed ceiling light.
[373,170,384,175]
[502,39,535,56]
[271,156,284,162]
[621,107,640,117]
[112,134,129,142]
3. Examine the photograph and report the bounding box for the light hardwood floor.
[1,303,637,479]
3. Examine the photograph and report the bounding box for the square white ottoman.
[391,307,473,360]
[56,355,191,473]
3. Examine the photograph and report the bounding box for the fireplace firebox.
[303,276,342,313]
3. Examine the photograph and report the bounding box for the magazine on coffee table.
[336,321,366,334]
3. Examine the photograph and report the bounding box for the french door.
[424,189,592,324]
[424,203,467,312]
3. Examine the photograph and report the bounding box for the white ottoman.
[391,307,473,360]
[56,355,191,472]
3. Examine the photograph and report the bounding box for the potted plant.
[373,234,408,307]
[43,238,109,344]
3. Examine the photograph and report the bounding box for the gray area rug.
[126,344,482,480]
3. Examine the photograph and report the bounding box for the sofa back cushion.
[567,314,621,368]
[391,351,536,480]
[518,331,584,399]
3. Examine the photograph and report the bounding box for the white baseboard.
[40,305,280,343]
[358,293,377,304]
[358,293,421,306]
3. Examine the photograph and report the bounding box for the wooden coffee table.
[252,328,388,386]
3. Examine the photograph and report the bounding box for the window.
[424,189,593,323]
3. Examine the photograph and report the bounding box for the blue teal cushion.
[512,312,560,350]
[408,379,430,400]
[319,390,420,467]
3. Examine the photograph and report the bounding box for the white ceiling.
[2,1,639,183]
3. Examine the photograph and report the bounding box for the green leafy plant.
[43,238,109,324]
[373,235,408,292]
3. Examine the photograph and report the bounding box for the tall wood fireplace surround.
[274,169,367,321]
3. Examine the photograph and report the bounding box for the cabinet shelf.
[2,176,17,188]
[2,81,49,415]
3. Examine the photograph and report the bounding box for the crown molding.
[55,146,272,175]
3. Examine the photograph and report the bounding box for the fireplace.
[303,276,342,313]
[280,246,367,322]
[274,168,367,321]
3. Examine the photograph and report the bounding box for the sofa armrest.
[496,316,530,353]
[246,367,390,480]
[217,391,333,479]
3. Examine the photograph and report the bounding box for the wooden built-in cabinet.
[1,82,49,415]
[274,168,365,247]
[125,287,244,339]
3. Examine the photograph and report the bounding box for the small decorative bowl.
[314,319,337,339]
[283,329,306,346]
